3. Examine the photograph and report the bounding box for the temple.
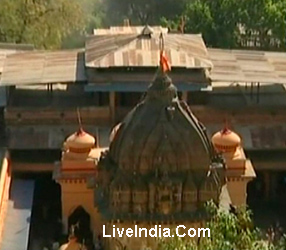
[4,23,286,249]
[52,36,255,250]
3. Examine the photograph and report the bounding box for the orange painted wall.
[0,152,11,240]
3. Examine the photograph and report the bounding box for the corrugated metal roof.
[15,83,67,90]
[0,50,29,74]
[94,26,168,35]
[0,44,34,74]
[0,49,86,86]
[0,179,34,250]
[0,51,11,74]
[209,48,286,84]
[85,33,213,69]
[3,40,286,86]
[207,124,286,150]
[85,34,137,68]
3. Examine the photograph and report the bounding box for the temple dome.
[109,69,213,173]
[65,128,96,152]
[212,127,241,153]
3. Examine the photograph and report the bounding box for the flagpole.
[159,32,164,52]
[159,32,164,71]
[158,32,171,73]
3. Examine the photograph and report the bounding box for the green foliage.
[157,201,285,250]
[238,0,286,49]
[99,0,286,50]
[61,0,105,49]
[183,0,241,48]
[0,0,85,49]
[1,0,285,50]
[159,0,286,50]
[103,0,188,26]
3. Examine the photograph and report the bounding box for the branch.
[30,8,57,23]
[130,3,150,24]
[16,0,56,43]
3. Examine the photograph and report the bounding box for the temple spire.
[159,33,171,72]
[146,33,174,101]
[76,108,84,135]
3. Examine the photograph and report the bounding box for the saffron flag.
[160,50,171,72]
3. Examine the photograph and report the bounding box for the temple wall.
[226,178,248,206]
[12,162,54,172]
[60,180,97,235]
[7,105,286,127]
[5,107,110,126]
[0,152,11,240]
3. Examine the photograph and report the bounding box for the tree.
[103,0,188,26]
[61,0,105,49]
[238,0,286,50]
[160,0,286,50]
[157,201,285,250]
[0,0,85,49]
[171,0,243,48]
[159,0,242,48]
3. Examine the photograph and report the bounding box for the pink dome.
[65,128,96,153]
[212,127,241,153]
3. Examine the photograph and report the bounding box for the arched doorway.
[68,206,92,243]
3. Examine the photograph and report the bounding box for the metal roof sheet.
[85,34,137,68]
[208,48,286,84]
[0,50,30,74]
[2,41,286,86]
[85,33,213,69]
[0,44,34,74]
[0,49,86,86]
[15,83,67,90]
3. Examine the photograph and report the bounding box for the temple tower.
[95,45,228,249]
[212,125,256,206]
[54,124,106,241]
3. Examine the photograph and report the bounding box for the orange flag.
[160,50,171,72]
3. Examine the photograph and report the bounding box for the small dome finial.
[212,119,241,153]
[64,108,96,152]
[222,117,230,135]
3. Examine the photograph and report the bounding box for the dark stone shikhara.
[95,67,226,222]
